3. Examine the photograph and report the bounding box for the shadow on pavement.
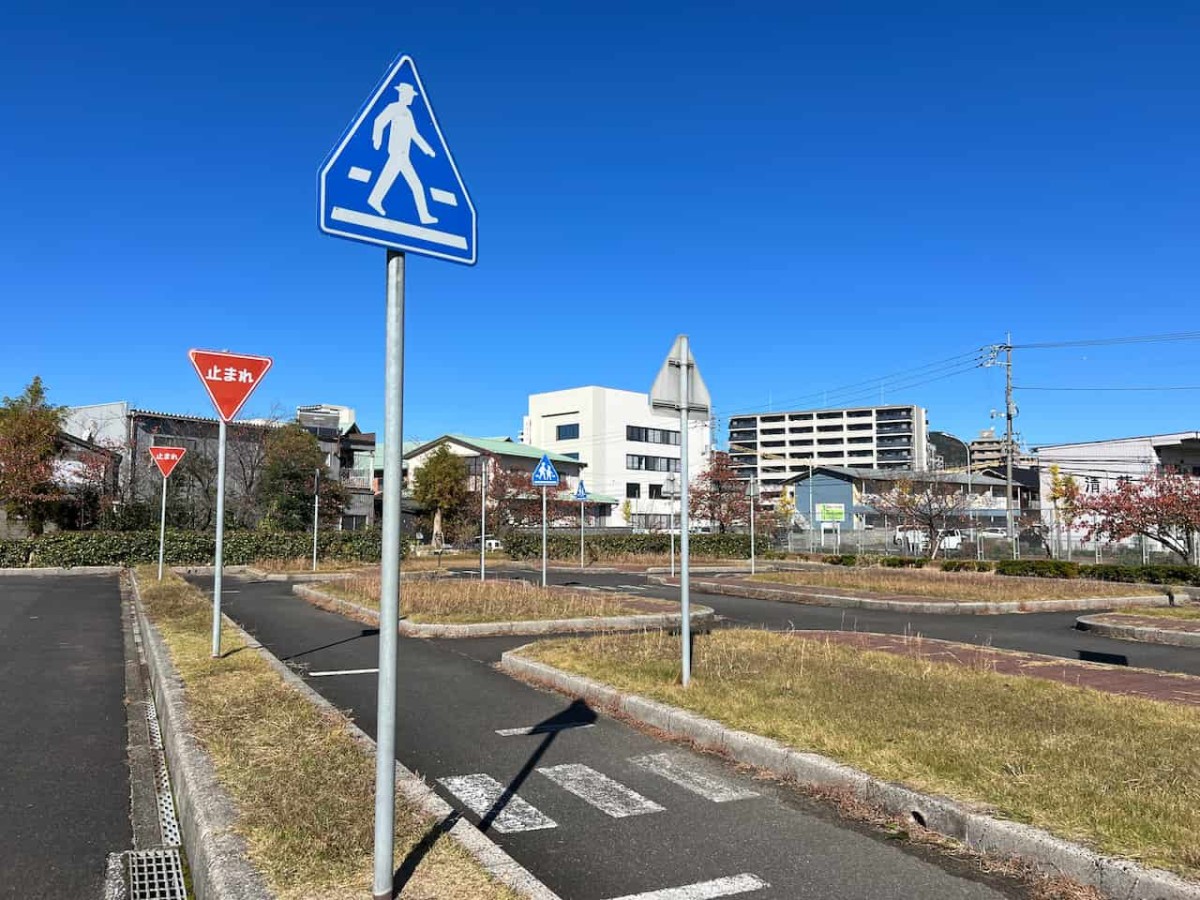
[282,628,380,662]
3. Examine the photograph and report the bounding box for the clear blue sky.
[3,1,1197,449]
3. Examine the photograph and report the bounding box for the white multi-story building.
[728,404,930,503]
[522,386,711,530]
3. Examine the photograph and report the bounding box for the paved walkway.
[809,630,1200,707]
[0,574,131,899]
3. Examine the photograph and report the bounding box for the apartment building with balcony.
[728,404,930,502]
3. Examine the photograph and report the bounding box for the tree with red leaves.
[1077,469,1200,562]
[689,451,751,533]
[0,377,65,535]
[487,459,579,530]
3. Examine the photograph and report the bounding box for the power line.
[1016,385,1200,392]
[1011,330,1200,350]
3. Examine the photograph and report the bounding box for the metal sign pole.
[749,482,756,575]
[373,249,405,900]
[312,469,320,572]
[541,485,548,587]
[678,336,692,687]
[211,419,228,658]
[579,499,585,569]
[480,465,487,582]
[158,472,168,581]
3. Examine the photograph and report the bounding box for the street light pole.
[311,468,320,572]
[746,476,759,574]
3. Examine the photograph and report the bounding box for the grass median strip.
[136,567,517,900]
[750,568,1158,602]
[326,573,662,624]
[523,629,1200,879]
[1114,605,1200,621]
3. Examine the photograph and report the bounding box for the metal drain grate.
[127,849,186,900]
[144,695,181,847]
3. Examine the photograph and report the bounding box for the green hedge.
[940,560,995,573]
[879,556,929,568]
[1078,563,1200,586]
[0,529,389,568]
[823,554,859,566]
[995,559,1080,579]
[502,531,767,562]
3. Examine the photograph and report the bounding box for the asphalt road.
[483,567,1200,677]
[196,574,1035,900]
[0,574,131,900]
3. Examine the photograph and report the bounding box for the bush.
[995,559,1080,579]
[1079,563,1200,586]
[880,556,929,568]
[501,530,767,562]
[11,529,390,568]
[0,539,33,567]
[940,559,995,573]
[823,554,859,566]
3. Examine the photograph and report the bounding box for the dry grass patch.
[581,552,750,567]
[253,557,372,574]
[523,629,1200,879]
[328,573,659,624]
[135,567,516,900]
[752,568,1158,602]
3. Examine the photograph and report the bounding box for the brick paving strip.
[804,630,1200,707]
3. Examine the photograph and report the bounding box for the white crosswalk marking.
[603,873,769,900]
[538,764,664,818]
[437,774,557,833]
[496,722,595,737]
[630,753,759,803]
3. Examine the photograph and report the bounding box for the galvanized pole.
[1004,337,1017,560]
[157,471,168,581]
[670,501,675,579]
[311,469,320,572]
[749,477,756,575]
[373,249,405,900]
[480,464,487,582]
[211,418,227,657]
[579,498,585,569]
[541,485,548,587]
[678,336,692,687]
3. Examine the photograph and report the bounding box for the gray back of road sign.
[650,334,711,420]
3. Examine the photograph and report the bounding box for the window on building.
[556,423,580,441]
[626,425,680,445]
[626,482,641,499]
[626,454,680,473]
[630,513,670,531]
[649,484,664,499]
[563,452,579,460]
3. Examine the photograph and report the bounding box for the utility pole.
[312,468,320,572]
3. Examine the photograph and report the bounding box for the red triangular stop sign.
[149,446,188,478]
[188,349,273,421]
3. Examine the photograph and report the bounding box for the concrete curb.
[499,650,1200,900]
[660,575,1170,615]
[293,582,715,638]
[1077,614,1200,649]
[0,565,122,576]
[241,566,356,583]
[132,570,561,900]
[129,573,273,900]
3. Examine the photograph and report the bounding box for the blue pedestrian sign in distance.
[532,455,560,487]
[319,54,476,264]
[574,480,588,501]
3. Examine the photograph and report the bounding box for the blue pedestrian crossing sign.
[319,54,477,264]
[574,480,588,501]
[532,455,560,487]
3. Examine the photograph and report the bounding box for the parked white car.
[894,527,963,551]
[977,527,1009,541]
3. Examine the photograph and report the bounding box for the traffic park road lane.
[514,569,1200,678]
[189,573,1033,900]
[0,574,131,900]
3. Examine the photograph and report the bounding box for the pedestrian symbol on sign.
[532,455,559,487]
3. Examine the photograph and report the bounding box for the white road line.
[618,584,648,592]
[330,207,468,249]
[603,873,769,900]
[630,753,759,803]
[430,187,458,206]
[437,774,557,833]
[496,722,595,737]
[537,764,663,818]
[347,166,372,182]
[307,667,379,677]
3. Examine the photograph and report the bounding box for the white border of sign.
[187,349,274,423]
